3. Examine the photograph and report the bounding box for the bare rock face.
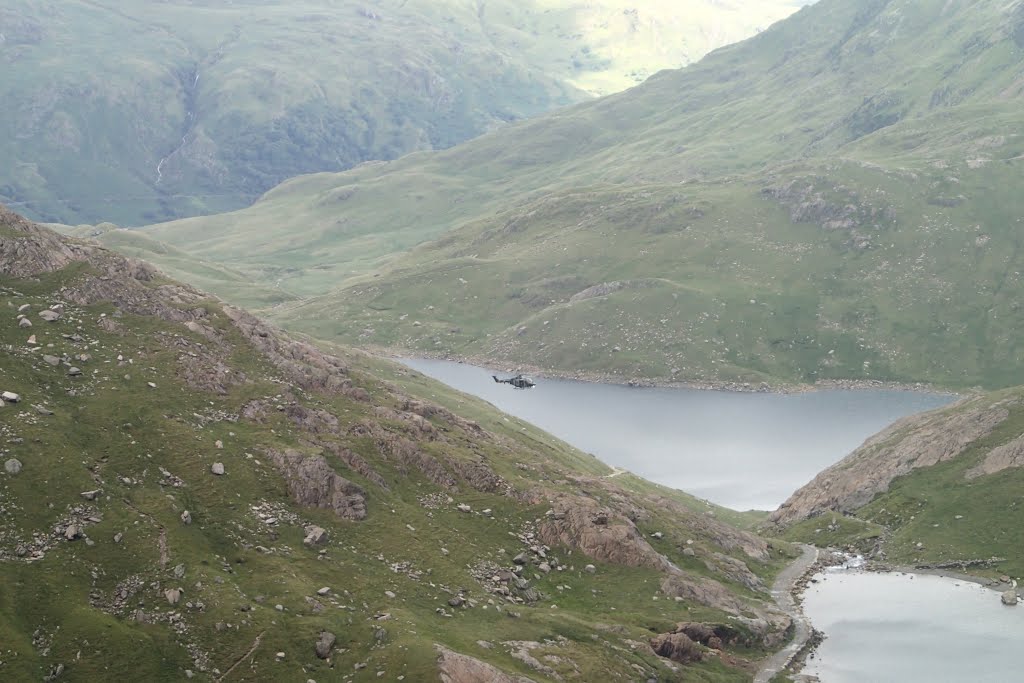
[966,433,1024,479]
[771,396,1009,524]
[659,575,748,615]
[538,495,675,573]
[268,449,367,520]
[435,645,537,683]
[0,206,83,276]
[649,632,704,664]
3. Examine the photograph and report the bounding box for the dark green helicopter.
[493,374,535,389]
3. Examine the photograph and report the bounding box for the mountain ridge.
[1,0,804,226]
[112,0,1024,390]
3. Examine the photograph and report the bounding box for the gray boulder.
[180,510,193,525]
[38,309,60,322]
[1,392,20,403]
[211,463,225,475]
[18,317,31,328]
[303,526,328,546]
[315,631,336,659]
[165,588,182,605]
[1002,590,1018,606]
[5,458,23,474]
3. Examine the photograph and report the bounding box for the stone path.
[754,543,819,683]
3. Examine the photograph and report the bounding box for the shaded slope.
[0,0,802,226]
[0,205,796,681]
[137,0,1024,389]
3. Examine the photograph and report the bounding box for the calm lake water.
[801,570,1024,683]
[401,358,954,510]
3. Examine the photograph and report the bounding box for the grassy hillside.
[1,206,800,681]
[0,0,802,227]
[129,0,1024,390]
[770,386,1024,582]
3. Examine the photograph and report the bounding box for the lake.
[801,569,1024,682]
[401,358,954,510]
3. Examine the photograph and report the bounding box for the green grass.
[0,220,799,681]
[106,0,1024,390]
[0,0,803,227]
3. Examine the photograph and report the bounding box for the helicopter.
[493,374,535,389]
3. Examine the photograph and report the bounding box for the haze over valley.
[4,1,1024,681]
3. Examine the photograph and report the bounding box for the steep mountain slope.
[132,0,1024,390]
[0,205,798,681]
[1,0,803,227]
[769,386,1024,581]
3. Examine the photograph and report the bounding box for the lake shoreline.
[789,555,1021,679]
[386,348,966,397]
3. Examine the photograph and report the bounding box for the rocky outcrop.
[435,645,536,683]
[649,632,704,664]
[771,396,1007,524]
[0,206,83,276]
[659,575,748,615]
[966,433,1024,480]
[267,449,367,520]
[349,420,458,489]
[538,495,676,573]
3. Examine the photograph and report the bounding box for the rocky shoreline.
[779,551,1022,681]
[382,348,965,397]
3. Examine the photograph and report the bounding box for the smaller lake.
[401,359,954,510]
[801,570,1024,683]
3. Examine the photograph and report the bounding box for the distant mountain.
[0,204,793,681]
[771,385,1024,582]
[0,0,802,226]
[129,0,1024,390]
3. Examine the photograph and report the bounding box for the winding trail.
[754,543,819,683]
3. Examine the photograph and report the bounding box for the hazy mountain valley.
[1,0,804,226]
[5,0,1024,681]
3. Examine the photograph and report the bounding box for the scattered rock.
[181,510,193,525]
[1002,590,1018,606]
[165,588,182,605]
[80,490,102,501]
[584,564,596,574]
[38,309,61,322]
[35,404,54,415]
[17,304,30,313]
[211,463,225,476]
[67,367,82,377]
[317,587,331,596]
[27,334,37,345]
[65,525,81,541]
[304,526,329,546]
[18,317,32,328]
[457,504,472,513]
[5,458,23,474]
[315,631,337,659]
[2,391,21,403]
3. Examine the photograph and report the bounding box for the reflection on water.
[801,570,1024,683]
[401,358,954,510]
